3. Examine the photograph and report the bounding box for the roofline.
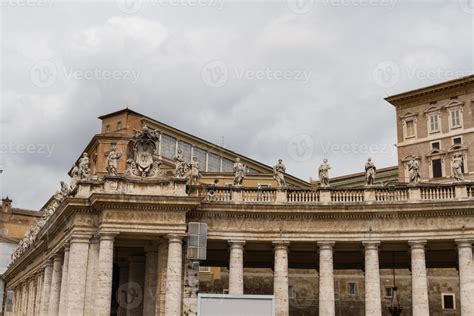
[94,109,311,187]
[330,165,398,182]
[385,75,474,106]
[98,108,143,120]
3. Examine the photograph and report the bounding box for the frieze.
[102,210,185,223]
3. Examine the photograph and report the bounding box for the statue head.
[82,153,88,158]
[323,158,328,163]
[193,156,198,161]
[278,159,283,163]
[236,157,240,162]
[368,157,372,162]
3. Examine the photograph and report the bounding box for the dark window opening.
[431,142,440,150]
[432,159,442,178]
[453,137,462,145]
[443,294,455,309]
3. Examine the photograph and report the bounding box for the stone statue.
[452,155,464,181]
[365,158,376,186]
[174,149,188,178]
[60,181,70,198]
[319,159,331,187]
[78,153,90,180]
[106,148,122,176]
[126,125,161,177]
[273,159,287,189]
[233,157,246,186]
[190,156,201,185]
[70,164,80,191]
[408,158,421,183]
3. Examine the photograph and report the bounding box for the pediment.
[444,100,465,109]
[400,112,418,120]
[401,154,421,162]
[423,105,442,114]
[425,149,446,157]
[448,144,468,153]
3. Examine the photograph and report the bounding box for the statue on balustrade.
[126,125,162,177]
[106,147,122,176]
[78,152,90,180]
[319,159,331,187]
[452,154,465,181]
[365,158,376,186]
[273,159,287,189]
[190,156,201,185]
[233,157,246,186]
[174,149,188,178]
[408,158,421,183]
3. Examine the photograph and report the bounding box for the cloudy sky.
[1,0,472,209]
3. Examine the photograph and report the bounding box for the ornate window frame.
[400,112,418,140]
[445,100,464,130]
[425,149,446,179]
[448,144,469,176]
[424,105,442,134]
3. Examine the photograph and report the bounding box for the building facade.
[386,75,474,184]
[3,78,474,316]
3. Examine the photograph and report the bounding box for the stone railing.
[200,183,473,204]
[287,189,320,203]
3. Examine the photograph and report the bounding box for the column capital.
[228,240,246,248]
[272,240,290,250]
[362,241,380,250]
[455,239,473,248]
[408,240,427,249]
[45,258,54,267]
[99,232,118,241]
[63,243,70,252]
[52,252,63,261]
[318,241,336,250]
[69,234,91,244]
[167,234,185,244]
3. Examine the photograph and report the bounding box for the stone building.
[2,78,474,316]
[0,198,42,315]
[386,75,474,183]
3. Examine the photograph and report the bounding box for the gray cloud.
[0,0,472,209]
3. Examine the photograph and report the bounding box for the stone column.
[57,245,70,316]
[228,240,246,295]
[273,241,289,316]
[164,235,184,316]
[117,261,129,316]
[127,256,146,316]
[65,235,90,316]
[27,278,35,316]
[143,245,158,316]
[318,241,335,316]
[363,241,382,316]
[93,233,116,316]
[39,259,54,316]
[84,238,99,316]
[409,240,429,316]
[456,239,474,315]
[48,253,63,316]
[156,241,169,316]
[35,272,44,316]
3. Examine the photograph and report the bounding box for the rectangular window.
[222,158,234,172]
[453,137,462,145]
[384,287,393,298]
[105,125,111,132]
[161,134,177,159]
[178,141,192,162]
[431,141,440,150]
[432,159,442,178]
[442,294,455,310]
[193,147,207,171]
[288,286,294,299]
[406,120,415,137]
[207,153,221,172]
[451,109,461,128]
[429,115,439,132]
[347,282,357,295]
[116,121,122,130]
